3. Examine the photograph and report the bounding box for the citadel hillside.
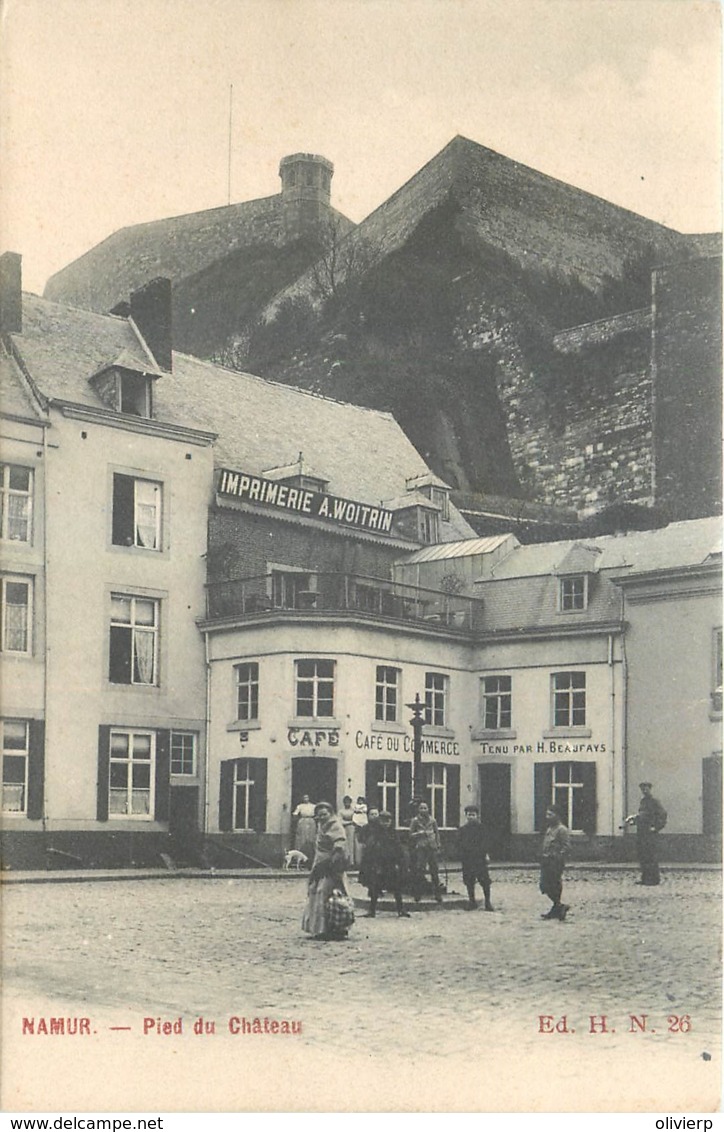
[44,137,722,525]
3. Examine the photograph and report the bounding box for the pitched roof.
[0,350,45,421]
[489,517,722,580]
[5,294,476,540]
[9,296,154,409]
[475,517,721,634]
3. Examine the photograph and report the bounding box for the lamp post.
[406,692,425,815]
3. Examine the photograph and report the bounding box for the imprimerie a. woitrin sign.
[217,468,395,534]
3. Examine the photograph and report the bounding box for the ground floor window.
[365,760,412,827]
[423,762,461,829]
[219,757,267,832]
[96,727,169,822]
[2,719,29,812]
[534,761,597,833]
[109,729,156,817]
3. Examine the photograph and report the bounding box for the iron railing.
[205,571,483,632]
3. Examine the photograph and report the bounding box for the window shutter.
[112,474,134,545]
[26,720,45,821]
[365,760,384,810]
[445,764,461,829]
[97,725,111,822]
[578,762,597,835]
[154,729,171,822]
[399,762,413,824]
[249,758,268,832]
[219,759,235,831]
[534,763,553,832]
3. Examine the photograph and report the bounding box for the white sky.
[1,0,721,295]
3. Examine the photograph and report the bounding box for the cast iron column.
[407,692,425,812]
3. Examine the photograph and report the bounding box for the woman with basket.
[302,801,355,941]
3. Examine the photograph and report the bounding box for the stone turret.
[279,153,334,242]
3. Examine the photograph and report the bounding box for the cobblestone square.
[2,867,721,1112]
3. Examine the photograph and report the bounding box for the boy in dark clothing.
[363,811,410,917]
[458,804,494,911]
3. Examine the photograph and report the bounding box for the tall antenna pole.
[227,83,233,205]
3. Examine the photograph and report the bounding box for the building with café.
[0,254,476,868]
[1,253,720,867]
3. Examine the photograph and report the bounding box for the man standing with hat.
[625,782,667,886]
[458,804,494,911]
[540,806,570,921]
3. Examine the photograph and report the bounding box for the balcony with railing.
[205,571,484,634]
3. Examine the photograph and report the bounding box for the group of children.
[357,802,494,916]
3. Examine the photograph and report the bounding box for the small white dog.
[283,849,309,871]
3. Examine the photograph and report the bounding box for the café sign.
[218,469,394,535]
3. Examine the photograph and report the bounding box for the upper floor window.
[236,662,260,722]
[112,474,162,550]
[712,628,723,715]
[170,731,196,776]
[375,666,400,723]
[482,675,512,730]
[559,575,588,612]
[552,671,586,728]
[2,719,29,813]
[109,594,159,685]
[295,659,335,718]
[1,575,31,654]
[272,569,313,610]
[0,464,32,543]
[109,728,155,817]
[424,672,448,727]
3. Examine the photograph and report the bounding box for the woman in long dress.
[292,794,316,864]
[339,795,355,863]
[302,802,350,940]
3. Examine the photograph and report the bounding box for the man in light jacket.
[539,806,571,921]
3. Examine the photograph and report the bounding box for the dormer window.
[559,575,588,612]
[119,371,151,417]
[553,543,601,613]
[279,474,328,493]
[405,473,451,523]
[387,491,441,545]
[262,457,329,496]
[419,509,439,545]
[429,487,450,522]
[89,357,157,419]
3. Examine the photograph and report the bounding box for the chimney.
[129,277,172,371]
[0,252,22,334]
